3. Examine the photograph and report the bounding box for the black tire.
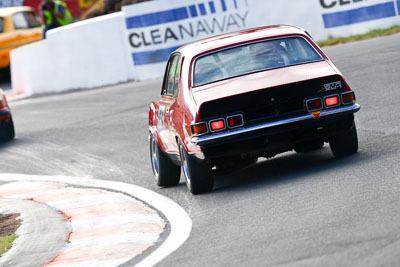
[329,122,358,157]
[0,116,15,142]
[149,134,181,187]
[179,142,213,194]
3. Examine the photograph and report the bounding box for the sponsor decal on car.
[323,81,342,91]
[158,105,165,127]
[312,111,321,119]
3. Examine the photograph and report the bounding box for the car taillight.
[227,114,244,128]
[324,95,340,107]
[192,122,208,136]
[342,91,355,104]
[306,98,322,112]
[0,95,6,109]
[209,119,225,132]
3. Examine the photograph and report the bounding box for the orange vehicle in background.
[0,6,42,69]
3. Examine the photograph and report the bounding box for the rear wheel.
[179,142,213,194]
[149,134,181,187]
[0,116,15,142]
[329,122,358,157]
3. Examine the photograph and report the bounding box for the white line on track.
[0,174,192,267]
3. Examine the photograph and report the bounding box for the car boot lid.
[191,60,338,107]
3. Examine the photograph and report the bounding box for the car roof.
[176,25,308,59]
[0,6,35,17]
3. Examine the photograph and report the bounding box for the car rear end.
[193,75,358,159]
[189,33,360,167]
[0,89,15,141]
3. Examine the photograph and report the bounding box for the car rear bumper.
[0,108,11,115]
[0,109,12,122]
[191,103,360,147]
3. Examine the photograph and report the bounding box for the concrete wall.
[11,12,134,96]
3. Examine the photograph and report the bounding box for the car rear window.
[0,17,4,33]
[193,36,323,87]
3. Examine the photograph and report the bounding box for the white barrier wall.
[123,0,400,81]
[11,0,400,95]
[11,12,135,96]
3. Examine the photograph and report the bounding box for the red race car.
[0,89,15,142]
[149,25,360,194]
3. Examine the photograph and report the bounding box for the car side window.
[13,12,29,30]
[173,56,182,98]
[161,59,172,95]
[0,17,4,33]
[165,55,179,96]
[24,11,41,28]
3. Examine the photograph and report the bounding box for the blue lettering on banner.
[198,3,207,15]
[189,5,198,18]
[323,2,397,28]
[209,1,216,13]
[132,46,181,65]
[126,0,247,29]
[221,0,227,12]
[126,7,189,29]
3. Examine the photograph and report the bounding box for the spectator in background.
[41,0,73,39]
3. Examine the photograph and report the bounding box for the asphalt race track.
[1,34,400,266]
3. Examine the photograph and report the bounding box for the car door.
[166,54,182,153]
[158,54,180,153]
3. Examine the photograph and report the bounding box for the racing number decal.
[158,105,165,127]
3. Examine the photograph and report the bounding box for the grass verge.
[0,234,18,256]
[318,25,400,47]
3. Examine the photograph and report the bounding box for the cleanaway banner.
[122,0,400,80]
